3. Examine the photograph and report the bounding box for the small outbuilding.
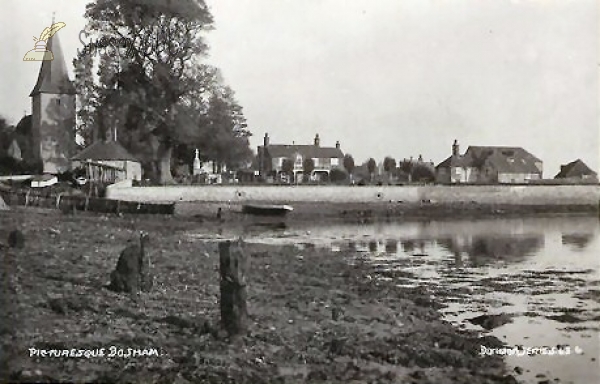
[554,159,598,183]
[71,140,142,183]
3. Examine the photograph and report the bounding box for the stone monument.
[193,149,201,176]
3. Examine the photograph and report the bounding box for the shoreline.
[0,208,519,383]
[177,201,599,222]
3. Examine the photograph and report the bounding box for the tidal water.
[189,215,600,384]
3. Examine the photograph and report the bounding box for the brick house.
[436,140,543,184]
[257,133,344,182]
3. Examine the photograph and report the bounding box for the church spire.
[29,15,75,97]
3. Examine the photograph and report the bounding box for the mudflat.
[1,207,518,383]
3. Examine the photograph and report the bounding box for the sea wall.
[105,184,600,205]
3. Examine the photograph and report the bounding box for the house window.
[313,158,320,167]
[295,154,302,167]
[331,158,339,167]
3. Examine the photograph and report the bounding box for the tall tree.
[281,158,294,183]
[302,157,315,181]
[72,52,98,145]
[399,159,414,183]
[412,164,435,183]
[81,0,215,183]
[343,154,355,182]
[383,156,397,183]
[367,158,377,182]
[203,85,253,171]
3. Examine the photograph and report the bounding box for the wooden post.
[219,238,248,337]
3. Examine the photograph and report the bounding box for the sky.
[1,0,598,175]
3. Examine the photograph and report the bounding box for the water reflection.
[368,235,544,266]
[436,235,543,267]
[400,240,428,254]
[561,233,594,250]
[242,221,287,234]
[368,240,378,252]
[385,239,398,254]
[468,236,543,266]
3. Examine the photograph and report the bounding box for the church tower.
[29,27,76,174]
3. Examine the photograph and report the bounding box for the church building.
[20,29,77,174]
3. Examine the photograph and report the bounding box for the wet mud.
[0,207,522,383]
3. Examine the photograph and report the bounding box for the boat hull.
[242,204,293,216]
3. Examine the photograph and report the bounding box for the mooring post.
[219,238,249,337]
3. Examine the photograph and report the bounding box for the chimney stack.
[335,140,340,149]
[314,134,320,146]
[264,133,269,147]
[452,140,459,156]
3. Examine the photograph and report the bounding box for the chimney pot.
[264,133,269,147]
[452,139,459,156]
[335,140,340,149]
[314,134,320,146]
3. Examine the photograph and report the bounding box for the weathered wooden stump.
[219,238,249,337]
[108,232,153,293]
[8,230,24,249]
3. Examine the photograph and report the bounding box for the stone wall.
[105,184,600,206]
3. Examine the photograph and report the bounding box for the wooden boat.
[0,188,175,215]
[31,174,58,188]
[242,203,293,216]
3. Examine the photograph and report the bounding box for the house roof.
[437,145,542,174]
[436,155,471,169]
[554,159,597,179]
[263,144,344,159]
[465,146,541,174]
[72,140,139,162]
[30,34,76,96]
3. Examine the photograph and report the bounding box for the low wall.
[105,184,600,206]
